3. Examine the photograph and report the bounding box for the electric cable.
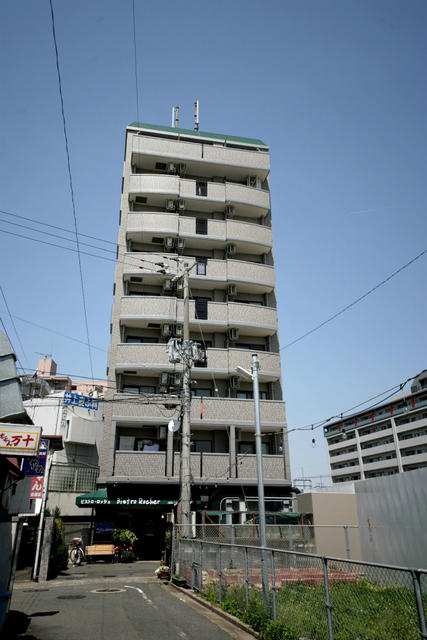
[49,0,94,381]
[12,315,107,353]
[0,285,30,369]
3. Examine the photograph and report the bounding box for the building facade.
[98,122,290,557]
[324,371,427,483]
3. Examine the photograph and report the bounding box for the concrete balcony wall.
[131,135,203,161]
[362,459,398,472]
[329,451,359,464]
[120,296,178,322]
[178,217,225,240]
[401,453,427,466]
[398,435,427,450]
[396,417,427,434]
[226,220,272,247]
[115,451,167,477]
[226,182,270,209]
[114,344,281,379]
[237,454,285,480]
[227,303,277,331]
[111,395,180,422]
[127,212,179,235]
[128,174,180,196]
[131,134,269,172]
[331,464,361,477]
[360,442,396,458]
[227,260,275,288]
[358,428,393,445]
[203,145,270,171]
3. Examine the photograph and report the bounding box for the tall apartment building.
[324,371,427,483]
[98,121,290,557]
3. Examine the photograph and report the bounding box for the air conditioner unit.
[226,244,237,256]
[164,236,174,249]
[167,163,177,174]
[225,205,235,217]
[178,163,186,173]
[163,280,173,292]
[227,284,237,297]
[166,200,176,211]
[228,328,239,341]
[176,238,185,250]
[177,198,185,210]
[174,324,183,337]
[161,324,172,337]
[230,376,240,389]
[160,372,169,386]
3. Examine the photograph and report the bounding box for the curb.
[168,583,259,638]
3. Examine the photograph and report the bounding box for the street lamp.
[236,354,268,606]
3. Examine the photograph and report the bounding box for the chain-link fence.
[173,523,362,559]
[174,538,427,640]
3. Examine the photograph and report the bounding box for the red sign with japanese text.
[30,476,44,499]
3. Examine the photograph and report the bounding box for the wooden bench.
[86,544,115,563]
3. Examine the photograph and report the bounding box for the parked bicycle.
[69,537,85,566]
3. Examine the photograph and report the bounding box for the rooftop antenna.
[175,106,179,128]
[171,106,175,127]
[35,352,52,359]
[194,100,199,131]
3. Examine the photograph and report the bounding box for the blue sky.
[1,0,426,480]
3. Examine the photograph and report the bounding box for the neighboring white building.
[97,121,291,558]
[324,370,427,483]
[9,391,104,521]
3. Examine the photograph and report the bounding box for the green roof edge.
[128,122,267,147]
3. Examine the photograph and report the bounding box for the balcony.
[330,464,361,478]
[114,344,282,381]
[122,253,276,293]
[113,451,287,483]
[128,174,180,199]
[125,214,272,255]
[362,459,398,473]
[111,395,285,429]
[360,442,396,458]
[329,451,359,465]
[130,134,270,180]
[119,297,278,335]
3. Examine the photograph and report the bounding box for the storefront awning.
[76,489,177,508]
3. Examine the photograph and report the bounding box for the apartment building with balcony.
[97,122,291,556]
[324,370,427,483]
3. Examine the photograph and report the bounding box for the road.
[6,561,252,640]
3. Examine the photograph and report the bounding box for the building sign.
[76,491,177,508]
[0,424,42,456]
[63,392,99,410]
[22,438,49,476]
[30,476,44,499]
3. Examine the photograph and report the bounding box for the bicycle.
[69,537,85,566]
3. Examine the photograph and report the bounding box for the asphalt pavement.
[4,561,254,640]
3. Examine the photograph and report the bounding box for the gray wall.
[355,468,427,568]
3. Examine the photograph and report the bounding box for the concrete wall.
[355,467,427,568]
[297,492,363,560]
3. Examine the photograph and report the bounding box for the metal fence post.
[344,525,351,561]
[411,569,427,640]
[322,557,334,640]
[191,539,195,589]
[288,525,295,568]
[244,545,249,609]
[199,541,203,592]
[170,523,176,579]
[218,544,223,604]
[271,550,277,621]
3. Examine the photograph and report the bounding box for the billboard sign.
[63,392,99,410]
[0,424,42,456]
[22,438,49,476]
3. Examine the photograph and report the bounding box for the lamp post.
[236,354,268,607]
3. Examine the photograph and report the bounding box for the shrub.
[261,620,298,640]
[242,601,270,632]
[221,598,243,618]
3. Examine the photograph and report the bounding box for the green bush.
[242,601,270,632]
[260,620,298,640]
[112,528,138,546]
[221,598,243,618]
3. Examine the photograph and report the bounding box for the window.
[237,391,253,400]
[122,386,140,394]
[193,388,212,397]
[195,297,209,320]
[141,386,156,394]
[196,219,208,235]
[239,442,270,455]
[118,436,135,450]
[135,439,159,451]
[193,440,212,453]
[196,181,207,197]
[196,257,207,275]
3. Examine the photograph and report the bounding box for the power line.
[13,315,108,353]
[132,0,140,122]
[49,0,94,382]
[0,285,29,369]
[278,248,427,353]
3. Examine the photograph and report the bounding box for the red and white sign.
[30,476,44,499]
[0,424,42,456]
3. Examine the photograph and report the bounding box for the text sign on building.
[22,438,49,476]
[63,392,99,410]
[0,424,42,456]
[29,476,44,499]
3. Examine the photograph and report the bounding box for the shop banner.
[0,424,42,456]
[30,476,44,499]
[22,438,48,476]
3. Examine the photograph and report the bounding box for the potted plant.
[112,528,138,562]
[172,573,186,587]
[155,561,170,580]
